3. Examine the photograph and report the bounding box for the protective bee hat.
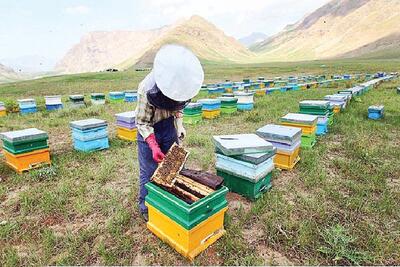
[153,44,204,102]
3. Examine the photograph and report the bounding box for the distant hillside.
[239,32,268,47]
[339,33,400,59]
[252,0,400,61]
[56,15,253,74]
[0,63,20,83]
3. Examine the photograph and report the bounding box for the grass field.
[0,60,399,266]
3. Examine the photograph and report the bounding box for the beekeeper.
[135,44,204,221]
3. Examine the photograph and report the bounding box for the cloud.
[65,5,90,15]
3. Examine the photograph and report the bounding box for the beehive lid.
[91,93,105,97]
[197,99,221,105]
[45,95,61,99]
[70,118,107,130]
[109,91,124,95]
[213,134,274,156]
[299,100,330,109]
[222,93,235,97]
[17,98,35,103]
[124,90,137,94]
[0,101,4,106]
[0,128,48,143]
[185,102,202,109]
[230,148,276,164]
[368,105,384,111]
[218,97,238,103]
[69,94,84,100]
[234,92,254,96]
[324,95,347,101]
[115,111,136,123]
[281,113,318,125]
[256,124,302,144]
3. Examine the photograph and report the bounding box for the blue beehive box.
[197,99,221,111]
[45,96,63,111]
[124,90,138,102]
[368,105,384,120]
[18,99,37,114]
[316,116,328,135]
[109,91,124,102]
[70,118,109,152]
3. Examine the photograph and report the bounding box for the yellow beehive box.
[0,110,6,117]
[274,146,300,170]
[146,202,227,261]
[202,110,220,119]
[116,127,137,141]
[3,148,51,173]
[280,122,316,135]
[255,89,265,96]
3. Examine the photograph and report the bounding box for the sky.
[0,0,330,71]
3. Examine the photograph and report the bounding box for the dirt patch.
[274,169,299,188]
[0,185,29,216]
[49,213,104,237]
[257,243,294,266]
[227,192,251,213]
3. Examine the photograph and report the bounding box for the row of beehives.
[0,111,137,173]
[203,73,382,96]
[143,74,396,261]
[0,91,138,116]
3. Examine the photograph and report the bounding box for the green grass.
[0,60,399,265]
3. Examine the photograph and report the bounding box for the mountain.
[339,33,400,59]
[238,32,268,47]
[252,0,400,61]
[56,16,253,73]
[0,63,20,83]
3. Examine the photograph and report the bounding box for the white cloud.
[65,5,90,15]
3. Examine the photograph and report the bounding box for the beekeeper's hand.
[145,133,165,163]
[176,117,186,140]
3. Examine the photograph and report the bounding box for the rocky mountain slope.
[56,16,253,73]
[238,32,268,47]
[252,0,400,61]
[0,63,20,83]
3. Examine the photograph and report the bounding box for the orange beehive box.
[3,148,51,173]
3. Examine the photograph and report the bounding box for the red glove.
[145,134,165,163]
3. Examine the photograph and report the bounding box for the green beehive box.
[2,138,49,154]
[301,133,316,149]
[220,106,237,114]
[183,108,202,115]
[217,170,272,201]
[1,128,49,154]
[183,113,202,124]
[145,182,228,230]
